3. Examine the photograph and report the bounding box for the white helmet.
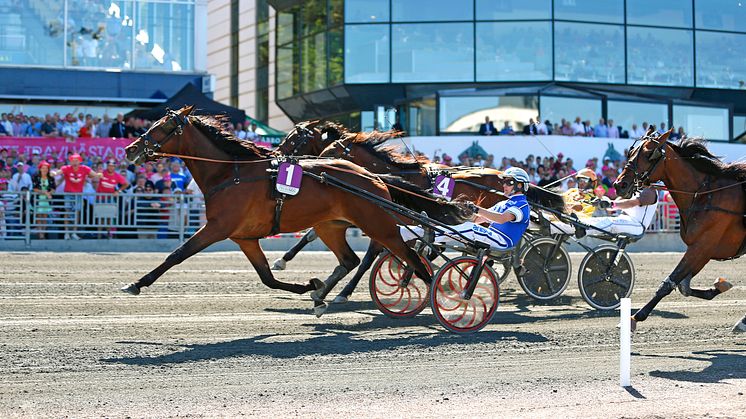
[503,167,530,184]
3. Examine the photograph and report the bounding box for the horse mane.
[344,130,428,170]
[318,121,348,140]
[669,137,746,181]
[189,113,273,159]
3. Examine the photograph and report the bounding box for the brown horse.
[614,130,746,333]
[273,122,565,306]
[119,106,471,314]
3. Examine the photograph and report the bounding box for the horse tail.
[377,174,473,225]
[526,184,565,213]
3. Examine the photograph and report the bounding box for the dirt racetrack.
[1,250,745,418]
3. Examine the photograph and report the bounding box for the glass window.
[554,0,623,24]
[696,0,746,32]
[476,22,551,82]
[134,2,194,71]
[673,105,729,141]
[302,0,326,36]
[554,22,624,84]
[475,0,551,20]
[345,0,389,23]
[696,31,746,89]
[392,0,473,22]
[329,0,344,27]
[539,96,601,129]
[277,43,300,98]
[66,0,134,69]
[627,27,693,87]
[328,28,343,86]
[301,32,327,92]
[392,23,473,82]
[407,97,437,136]
[277,6,300,46]
[345,24,390,83]
[439,96,538,133]
[0,0,64,67]
[734,115,746,139]
[607,101,668,137]
[627,0,692,28]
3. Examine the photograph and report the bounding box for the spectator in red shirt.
[52,153,102,240]
[97,160,129,195]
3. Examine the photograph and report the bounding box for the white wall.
[401,135,746,165]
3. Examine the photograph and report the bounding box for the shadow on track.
[644,349,746,384]
[103,328,547,366]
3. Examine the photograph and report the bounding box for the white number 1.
[437,177,451,195]
[284,165,295,185]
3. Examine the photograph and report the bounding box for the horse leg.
[363,225,431,284]
[632,247,709,327]
[676,275,733,301]
[233,238,321,294]
[121,224,226,295]
[733,314,746,334]
[332,241,385,304]
[308,222,361,317]
[271,228,319,270]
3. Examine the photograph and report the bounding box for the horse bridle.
[623,137,666,190]
[140,110,190,158]
[284,125,316,155]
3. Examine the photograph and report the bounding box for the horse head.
[615,128,671,198]
[276,120,323,156]
[126,105,194,164]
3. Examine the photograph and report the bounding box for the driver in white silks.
[400,167,531,251]
[551,168,659,237]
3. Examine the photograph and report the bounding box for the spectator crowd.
[478,115,687,140]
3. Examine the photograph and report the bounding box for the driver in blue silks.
[400,167,531,251]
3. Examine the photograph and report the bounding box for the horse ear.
[658,129,672,143]
[180,105,195,116]
[298,120,320,130]
[644,126,655,137]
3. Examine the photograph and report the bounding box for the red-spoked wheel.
[430,256,500,334]
[369,252,433,318]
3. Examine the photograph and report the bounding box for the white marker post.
[620,298,631,387]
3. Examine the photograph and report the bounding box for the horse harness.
[204,157,299,239]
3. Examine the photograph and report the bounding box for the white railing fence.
[0,192,682,243]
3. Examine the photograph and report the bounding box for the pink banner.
[0,137,133,160]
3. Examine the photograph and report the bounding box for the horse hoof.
[331,295,349,304]
[733,320,746,334]
[120,283,140,295]
[714,277,733,293]
[630,316,638,333]
[309,278,326,302]
[313,302,328,318]
[271,258,286,271]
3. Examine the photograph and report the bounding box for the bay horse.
[119,106,472,314]
[274,122,565,307]
[614,130,746,333]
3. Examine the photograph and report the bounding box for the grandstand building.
[209,0,746,142]
[0,0,209,117]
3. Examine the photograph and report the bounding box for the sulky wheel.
[369,252,432,318]
[516,237,572,301]
[488,255,513,285]
[577,245,635,310]
[430,256,500,334]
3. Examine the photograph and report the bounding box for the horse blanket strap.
[269,197,284,236]
[205,175,268,200]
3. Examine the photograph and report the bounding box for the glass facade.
[476,22,551,82]
[274,0,746,140]
[607,100,668,136]
[392,23,473,82]
[345,24,389,83]
[539,96,601,128]
[627,27,693,86]
[0,0,195,71]
[673,105,730,141]
[554,22,624,84]
[439,96,538,134]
